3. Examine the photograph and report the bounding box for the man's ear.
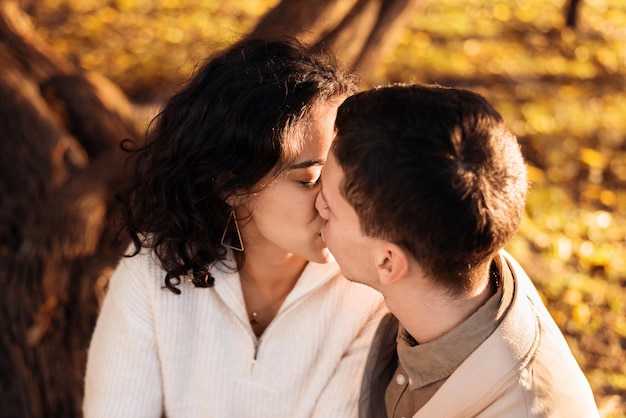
[375,242,409,286]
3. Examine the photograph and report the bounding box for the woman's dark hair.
[333,84,528,295]
[119,38,357,293]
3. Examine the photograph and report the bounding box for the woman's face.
[236,101,340,264]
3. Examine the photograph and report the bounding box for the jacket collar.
[413,250,541,417]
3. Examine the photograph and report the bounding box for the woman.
[83,39,386,417]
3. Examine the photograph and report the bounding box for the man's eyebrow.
[289,159,325,169]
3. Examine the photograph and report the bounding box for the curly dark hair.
[119,38,357,293]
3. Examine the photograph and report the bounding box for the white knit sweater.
[83,250,386,418]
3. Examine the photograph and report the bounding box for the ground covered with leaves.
[29,0,626,416]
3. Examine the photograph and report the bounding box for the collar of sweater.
[211,254,341,327]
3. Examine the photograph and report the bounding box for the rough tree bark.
[0,0,419,415]
[0,1,137,416]
[250,0,422,84]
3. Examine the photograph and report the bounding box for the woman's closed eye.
[299,178,321,189]
[290,164,323,189]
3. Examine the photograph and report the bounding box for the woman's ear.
[225,194,245,208]
[215,171,248,207]
[375,242,409,286]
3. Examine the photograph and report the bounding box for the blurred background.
[1,0,624,416]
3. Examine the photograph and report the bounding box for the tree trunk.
[565,0,582,28]
[247,0,359,46]
[0,1,138,416]
[250,0,422,84]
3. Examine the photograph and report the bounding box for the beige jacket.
[360,251,599,418]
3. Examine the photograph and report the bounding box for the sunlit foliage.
[28,0,626,415]
[30,0,280,98]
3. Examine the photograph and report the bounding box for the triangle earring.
[221,210,244,251]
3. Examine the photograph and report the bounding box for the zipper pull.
[252,338,259,364]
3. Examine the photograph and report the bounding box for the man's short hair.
[332,84,528,294]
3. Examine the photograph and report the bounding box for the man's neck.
[384,272,495,344]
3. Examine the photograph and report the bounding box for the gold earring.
[221,210,244,251]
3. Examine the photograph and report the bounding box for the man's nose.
[315,192,329,220]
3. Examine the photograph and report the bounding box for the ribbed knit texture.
[83,250,387,418]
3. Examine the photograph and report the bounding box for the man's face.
[315,151,380,287]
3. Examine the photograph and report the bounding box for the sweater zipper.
[253,338,259,363]
[247,279,324,367]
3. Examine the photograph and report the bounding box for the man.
[315,84,599,417]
